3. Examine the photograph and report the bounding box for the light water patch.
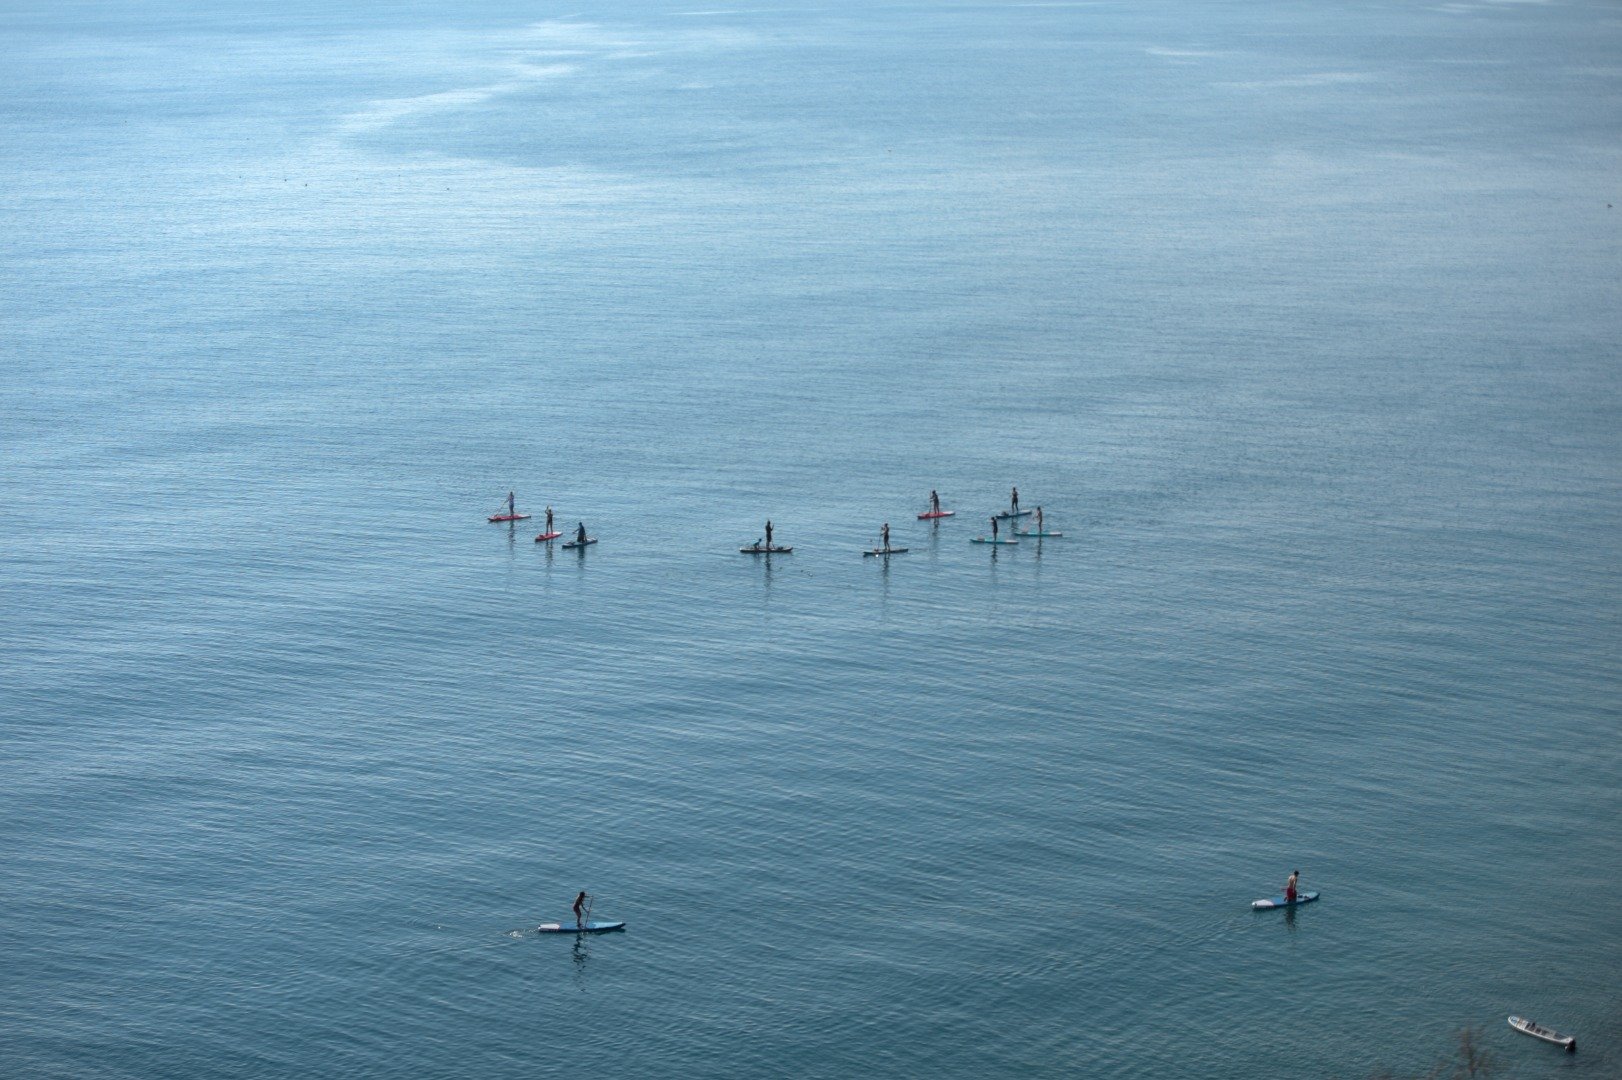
[1219,71,1377,91]
[1145,46,1222,59]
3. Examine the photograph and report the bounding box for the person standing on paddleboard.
[881,522,890,552]
[573,891,589,928]
[765,520,774,549]
[1011,486,1020,514]
[1285,870,1299,904]
[991,516,1000,541]
[545,506,554,534]
[930,490,941,514]
[576,522,587,545]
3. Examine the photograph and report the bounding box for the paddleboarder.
[573,890,589,929]
[991,516,1000,541]
[930,490,941,514]
[881,523,891,552]
[576,522,587,546]
[766,520,774,549]
[1285,870,1299,904]
[1011,486,1020,514]
[1035,506,1044,533]
[545,506,554,534]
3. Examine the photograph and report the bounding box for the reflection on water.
[571,936,591,991]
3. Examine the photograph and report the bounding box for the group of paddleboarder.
[559,871,1306,932]
[495,486,1058,554]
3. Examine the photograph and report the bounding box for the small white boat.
[1508,1015,1575,1052]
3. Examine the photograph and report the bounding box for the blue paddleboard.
[1251,891,1319,910]
[537,921,626,933]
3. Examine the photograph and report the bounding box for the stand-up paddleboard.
[740,545,793,554]
[1014,530,1063,538]
[863,547,909,556]
[562,538,597,549]
[970,537,1018,545]
[534,531,562,542]
[536,921,626,934]
[918,510,955,520]
[994,509,1033,520]
[1509,1016,1575,1052]
[488,492,530,522]
[1251,891,1319,910]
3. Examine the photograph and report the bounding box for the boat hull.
[1509,1016,1575,1052]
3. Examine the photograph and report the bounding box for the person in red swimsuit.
[1285,870,1299,904]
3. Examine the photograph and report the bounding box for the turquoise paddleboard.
[970,538,1018,545]
[537,921,626,933]
[1251,892,1319,910]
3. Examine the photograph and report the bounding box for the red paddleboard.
[488,513,531,522]
[918,510,956,520]
[534,531,562,542]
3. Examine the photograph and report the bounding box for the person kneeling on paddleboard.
[1285,870,1299,904]
[573,891,589,929]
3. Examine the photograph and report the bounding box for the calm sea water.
[3,1,1619,1076]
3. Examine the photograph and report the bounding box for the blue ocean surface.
[2,1,1619,1076]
